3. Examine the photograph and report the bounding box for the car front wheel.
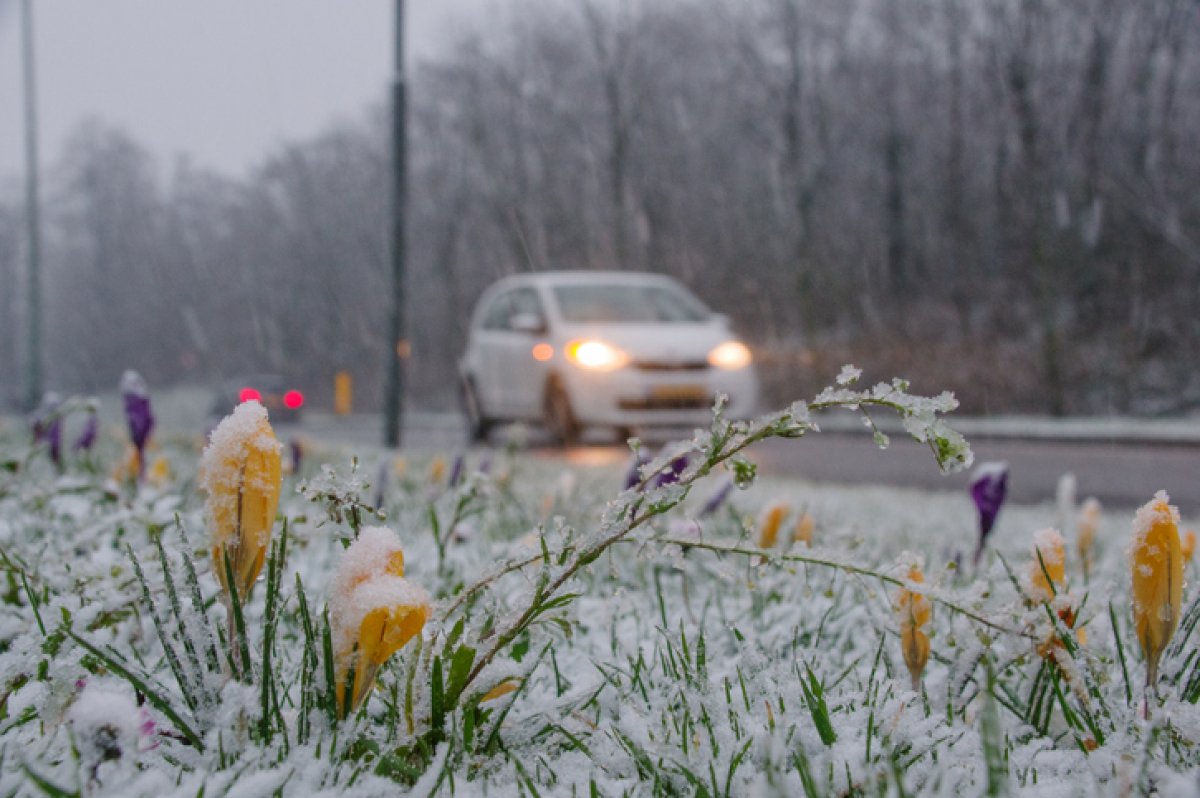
[543,379,581,447]
[460,376,493,443]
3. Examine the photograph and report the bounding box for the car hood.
[554,322,734,363]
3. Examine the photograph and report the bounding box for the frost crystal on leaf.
[836,365,862,385]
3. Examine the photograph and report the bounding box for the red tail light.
[284,390,304,410]
[239,387,261,403]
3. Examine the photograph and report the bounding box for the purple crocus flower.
[290,439,304,473]
[31,392,64,469]
[699,478,734,517]
[74,403,98,453]
[970,461,1009,563]
[448,453,465,488]
[654,452,689,488]
[120,371,154,477]
[622,449,651,490]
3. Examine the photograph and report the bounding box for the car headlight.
[707,341,752,370]
[565,339,629,371]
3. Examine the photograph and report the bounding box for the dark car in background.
[211,374,305,424]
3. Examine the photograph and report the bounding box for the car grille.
[633,360,709,372]
[618,394,712,411]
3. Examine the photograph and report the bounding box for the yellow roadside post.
[335,371,353,416]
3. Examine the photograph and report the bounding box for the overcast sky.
[0,0,496,180]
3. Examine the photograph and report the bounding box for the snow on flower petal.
[894,557,931,691]
[199,400,282,601]
[330,527,430,717]
[1131,490,1182,700]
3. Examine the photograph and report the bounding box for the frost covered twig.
[653,537,1032,640]
[450,369,974,701]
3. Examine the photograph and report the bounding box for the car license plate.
[650,385,706,402]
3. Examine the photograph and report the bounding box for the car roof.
[488,270,684,291]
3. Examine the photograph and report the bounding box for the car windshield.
[552,283,711,323]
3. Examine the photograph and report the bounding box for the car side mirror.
[509,313,546,334]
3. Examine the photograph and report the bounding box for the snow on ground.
[0,399,1198,797]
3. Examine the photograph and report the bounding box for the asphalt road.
[290,413,1200,511]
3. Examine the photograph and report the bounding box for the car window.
[508,288,545,325]
[552,283,710,323]
[481,293,513,330]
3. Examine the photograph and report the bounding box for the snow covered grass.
[0,373,1198,797]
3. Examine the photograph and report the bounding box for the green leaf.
[445,644,476,708]
[430,655,445,738]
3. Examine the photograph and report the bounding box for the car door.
[497,286,550,418]
[470,291,514,417]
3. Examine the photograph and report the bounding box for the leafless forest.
[2,0,1198,415]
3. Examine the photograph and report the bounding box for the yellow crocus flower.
[894,562,931,691]
[758,502,789,549]
[1131,491,1183,697]
[148,456,171,487]
[429,455,446,485]
[1077,498,1100,580]
[793,511,815,546]
[110,445,140,484]
[340,599,429,716]
[199,401,282,602]
[331,526,430,718]
[1183,529,1196,564]
[1027,528,1066,604]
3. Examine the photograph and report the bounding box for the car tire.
[460,376,493,444]
[544,379,581,447]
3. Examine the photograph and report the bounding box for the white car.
[459,271,759,444]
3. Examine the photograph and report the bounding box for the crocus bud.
[793,511,815,546]
[46,396,64,469]
[622,449,651,490]
[74,401,99,453]
[330,527,429,717]
[1056,472,1076,538]
[1077,498,1100,580]
[1026,528,1066,604]
[757,502,789,549]
[699,478,733,517]
[970,461,1009,563]
[30,391,57,443]
[199,401,282,601]
[654,451,689,488]
[894,560,931,691]
[289,439,304,474]
[147,456,171,488]
[31,392,63,469]
[448,453,465,488]
[1183,529,1196,564]
[1131,491,1183,698]
[120,371,155,479]
[429,455,446,485]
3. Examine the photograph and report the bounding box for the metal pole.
[383,0,407,447]
[21,0,43,412]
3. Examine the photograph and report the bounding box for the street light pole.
[21,0,43,412]
[383,0,407,448]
